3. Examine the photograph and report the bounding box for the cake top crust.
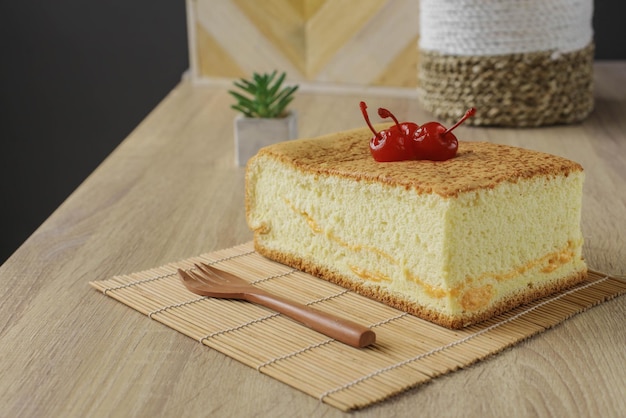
[253,125,584,197]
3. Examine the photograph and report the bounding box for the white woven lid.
[419,0,594,56]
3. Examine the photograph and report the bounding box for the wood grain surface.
[1,62,625,417]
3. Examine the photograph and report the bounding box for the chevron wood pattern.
[187,0,419,88]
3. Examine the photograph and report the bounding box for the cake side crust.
[254,240,587,329]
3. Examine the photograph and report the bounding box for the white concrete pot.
[234,111,298,166]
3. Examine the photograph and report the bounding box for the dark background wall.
[0,1,189,263]
[1,1,625,264]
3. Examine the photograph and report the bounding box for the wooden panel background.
[186,0,419,88]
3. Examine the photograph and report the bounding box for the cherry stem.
[378,108,401,128]
[360,101,379,137]
[443,108,476,135]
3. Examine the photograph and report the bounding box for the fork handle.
[246,292,376,348]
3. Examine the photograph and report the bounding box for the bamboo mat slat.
[90,242,626,411]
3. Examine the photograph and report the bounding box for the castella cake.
[245,105,587,328]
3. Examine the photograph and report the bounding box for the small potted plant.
[229,71,299,166]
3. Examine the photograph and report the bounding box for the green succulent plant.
[229,71,298,118]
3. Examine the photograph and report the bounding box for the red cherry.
[369,129,409,162]
[360,101,419,162]
[378,107,420,153]
[412,122,458,161]
[412,108,475,161]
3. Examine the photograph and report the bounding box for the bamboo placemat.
[90,242,626,411]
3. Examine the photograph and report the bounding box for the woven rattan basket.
[418,0,595,127]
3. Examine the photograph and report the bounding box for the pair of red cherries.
[360,101,475,162]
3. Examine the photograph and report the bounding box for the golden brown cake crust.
[252,125,583,198]
[255,240,587,329]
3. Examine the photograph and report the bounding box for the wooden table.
[1,62,625,417]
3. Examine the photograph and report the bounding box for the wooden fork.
[178,263,376,348]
